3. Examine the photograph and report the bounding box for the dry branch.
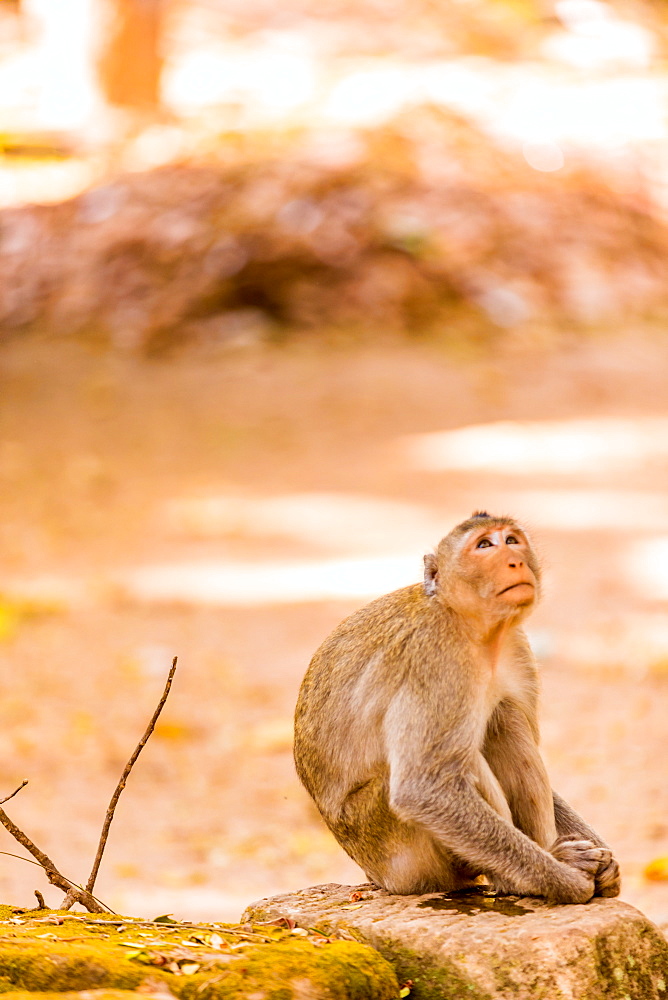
[0,780,28,805]
[84,655,178,898]
[0,655,178,913]
[0,803,106,911]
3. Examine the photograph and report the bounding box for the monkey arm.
[484,706,620,897]
[384,696,602,904]
[389,765,602,903]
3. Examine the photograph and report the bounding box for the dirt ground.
[0,329,667,930]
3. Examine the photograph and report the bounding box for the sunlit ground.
[0,338,666,925]
[8,414,668,618]
[402,416,668,475]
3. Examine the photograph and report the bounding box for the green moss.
[489,956,564,999]
[203,939,400,1000]
[481,919,668,1000]
[371,939,491,1000]
[330,915,668,1000]
[296,918,490,999]
[0,910,398,1000]
[0,993,142,1000]
[592,923,668,1000]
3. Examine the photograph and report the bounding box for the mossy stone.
[0,908,399,1000]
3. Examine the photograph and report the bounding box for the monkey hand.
[593,851,621,898]
[551,836,609,876]
[551,834,619,897]
[549,837,611,903]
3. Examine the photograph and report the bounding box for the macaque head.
[423,512,541,619]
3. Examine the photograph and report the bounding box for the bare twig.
[0,850,109,910]
[0,780,28,805]
[33,890,46,910]
[0,804,106,912]
[0,656,177,913]
[85,656,178,898]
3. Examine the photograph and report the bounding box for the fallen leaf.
[263,917,296,930]
[340,904,363,910]
[179,963,200,975]
[152,914,177,924]
[128,951,169,967]
[643,857,668,881]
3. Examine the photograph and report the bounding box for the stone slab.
[243,883,668,1000]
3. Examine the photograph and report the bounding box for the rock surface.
[242,883,668,1000]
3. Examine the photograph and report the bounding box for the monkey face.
[427,515,541,619]
[459,523,539,610]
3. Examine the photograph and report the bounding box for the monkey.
[294,511,620,904]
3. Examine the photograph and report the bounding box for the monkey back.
[293,582,446,825]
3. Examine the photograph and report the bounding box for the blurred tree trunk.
[98,0,165,110]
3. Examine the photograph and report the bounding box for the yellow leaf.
[643,857,668,881]
[0,605,18,642]
[154,721,191,743]
[340,904,363,910]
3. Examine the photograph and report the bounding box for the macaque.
[294,512,620,903]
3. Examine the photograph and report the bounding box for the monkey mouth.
[498,581,535,596]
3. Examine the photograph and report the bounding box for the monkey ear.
[423,553,439,597]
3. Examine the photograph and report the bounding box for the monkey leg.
[467,752,529,897]
[478,703,559,896]
[333,776,478,895]
[375,829,482,895]
[483,702,557,850]
[472,754,513,825]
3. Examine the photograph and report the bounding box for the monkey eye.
[476,538,492,548]
[505,535,519,545]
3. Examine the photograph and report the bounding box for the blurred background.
[0,0,667,930]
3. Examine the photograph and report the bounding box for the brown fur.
[294,513,620,902]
